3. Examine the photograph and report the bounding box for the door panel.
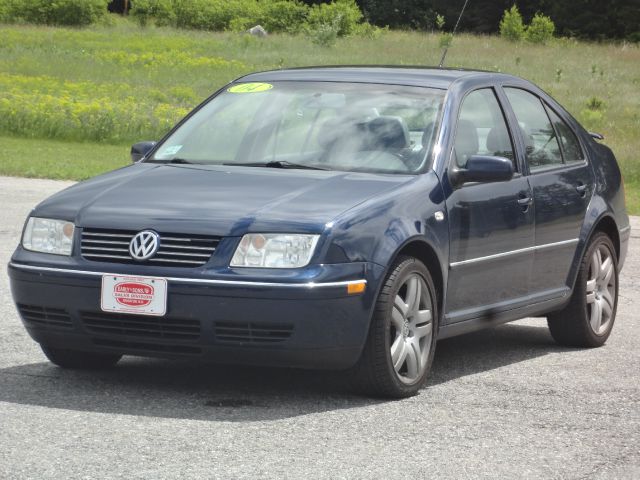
[446,178,535,317]
[503,88,594,293]
[528,165,592,292]
[444,88,534,321]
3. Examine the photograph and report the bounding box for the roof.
[237,66,519,90]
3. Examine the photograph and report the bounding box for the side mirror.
[451,155,514,186]
[131,141,157,163]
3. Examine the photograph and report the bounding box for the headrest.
[486,126,513,156]
[454,119,479,162]
[366,116,410,150]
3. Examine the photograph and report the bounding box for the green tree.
[499,4,525,41]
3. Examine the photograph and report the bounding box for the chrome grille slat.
[81,228,220,267]
[82,239,131,245]
[82,232,134,238]
[82,247,130,253]
[156,251,211,258]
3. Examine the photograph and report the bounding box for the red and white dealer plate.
[101,275,167,316]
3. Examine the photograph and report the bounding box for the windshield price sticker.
[228,83,273,93]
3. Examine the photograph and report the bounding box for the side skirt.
[438,288,570,340]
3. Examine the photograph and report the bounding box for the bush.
[260,0,309,34]
[499,5,525,42]
[309,19,339,47]
[131,0,175,27]
[1,0,109,26]
[525,13,555,44]
[306,0,363,37]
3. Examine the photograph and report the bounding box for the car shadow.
[0,320,572,422]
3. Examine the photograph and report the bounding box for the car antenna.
[438,0,471,68]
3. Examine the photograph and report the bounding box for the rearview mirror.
[451,155,514,186]
[131,141,157,163]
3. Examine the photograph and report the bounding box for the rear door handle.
[517,197,532,205]
[576,183,588,197]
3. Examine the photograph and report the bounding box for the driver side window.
[454,88,515,169]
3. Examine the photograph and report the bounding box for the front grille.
[215,322,294,344]
[80,311,201,340]
[92,338,201,355]
[17,304,73,329]
[81,228,220,267]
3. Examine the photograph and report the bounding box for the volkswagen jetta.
[8,67,630,397]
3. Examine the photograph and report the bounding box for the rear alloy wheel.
[41,344,122,369]
[548,232,618,347]
[353,256,437,398]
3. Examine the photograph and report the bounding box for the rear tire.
[547,232,618,347]
[41,345,122,369]
[352,256,438,398]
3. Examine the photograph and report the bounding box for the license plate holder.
[101,275,167,316]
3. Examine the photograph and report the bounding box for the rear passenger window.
[454,88,515,169]
[546,106,584,163]
[505,88,563,172]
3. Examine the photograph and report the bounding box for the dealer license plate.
[101,275,167,316]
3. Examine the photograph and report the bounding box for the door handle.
[576,183,588,197]
[517,193,532,212]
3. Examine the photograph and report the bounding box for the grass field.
[0,20,638,211]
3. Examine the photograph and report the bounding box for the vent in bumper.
[81,228,220,267]
[214,322,294,344]
[80,311,201,341]
[92,338,201,356]
[17,304,73,329]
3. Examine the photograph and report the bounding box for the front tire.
[41,345,122,369]
[547,232,618,347]
[353,256,438,398]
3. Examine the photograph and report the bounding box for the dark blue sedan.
[8,67,630,397]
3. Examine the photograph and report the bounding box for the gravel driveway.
[1,176,638,479]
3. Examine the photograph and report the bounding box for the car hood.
[34,163,415,236]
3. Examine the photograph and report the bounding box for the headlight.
[230,234,319,268]
[22,217,75,256]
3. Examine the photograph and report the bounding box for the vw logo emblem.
[129,230,160,261]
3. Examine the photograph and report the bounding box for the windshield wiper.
[223,160,329,171]
[148,158,200,164]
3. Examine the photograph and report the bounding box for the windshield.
[148,81,445,174]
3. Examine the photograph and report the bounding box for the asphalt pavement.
[0,176,638,479]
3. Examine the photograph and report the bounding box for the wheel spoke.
[602,296,613,321]
[404,339,420,378]
[601,258,614,286]
[590,298,603,333]
[391,337,407,372]
[595,248,603,272]
[586,279,596,303]
[405,276,421,315]
[590,251,600,279]
[602,289,614,309]
[394,294,408,318]
[599,255,611,280]
[413,321,432,340]
[414,309,432,325]
[391,308,405,331]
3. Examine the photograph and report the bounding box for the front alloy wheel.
[353,256,437,398]
[390,273,433,384]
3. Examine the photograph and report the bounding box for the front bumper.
[8,261,383,370]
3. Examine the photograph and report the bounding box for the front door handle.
[517,194,532,212]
